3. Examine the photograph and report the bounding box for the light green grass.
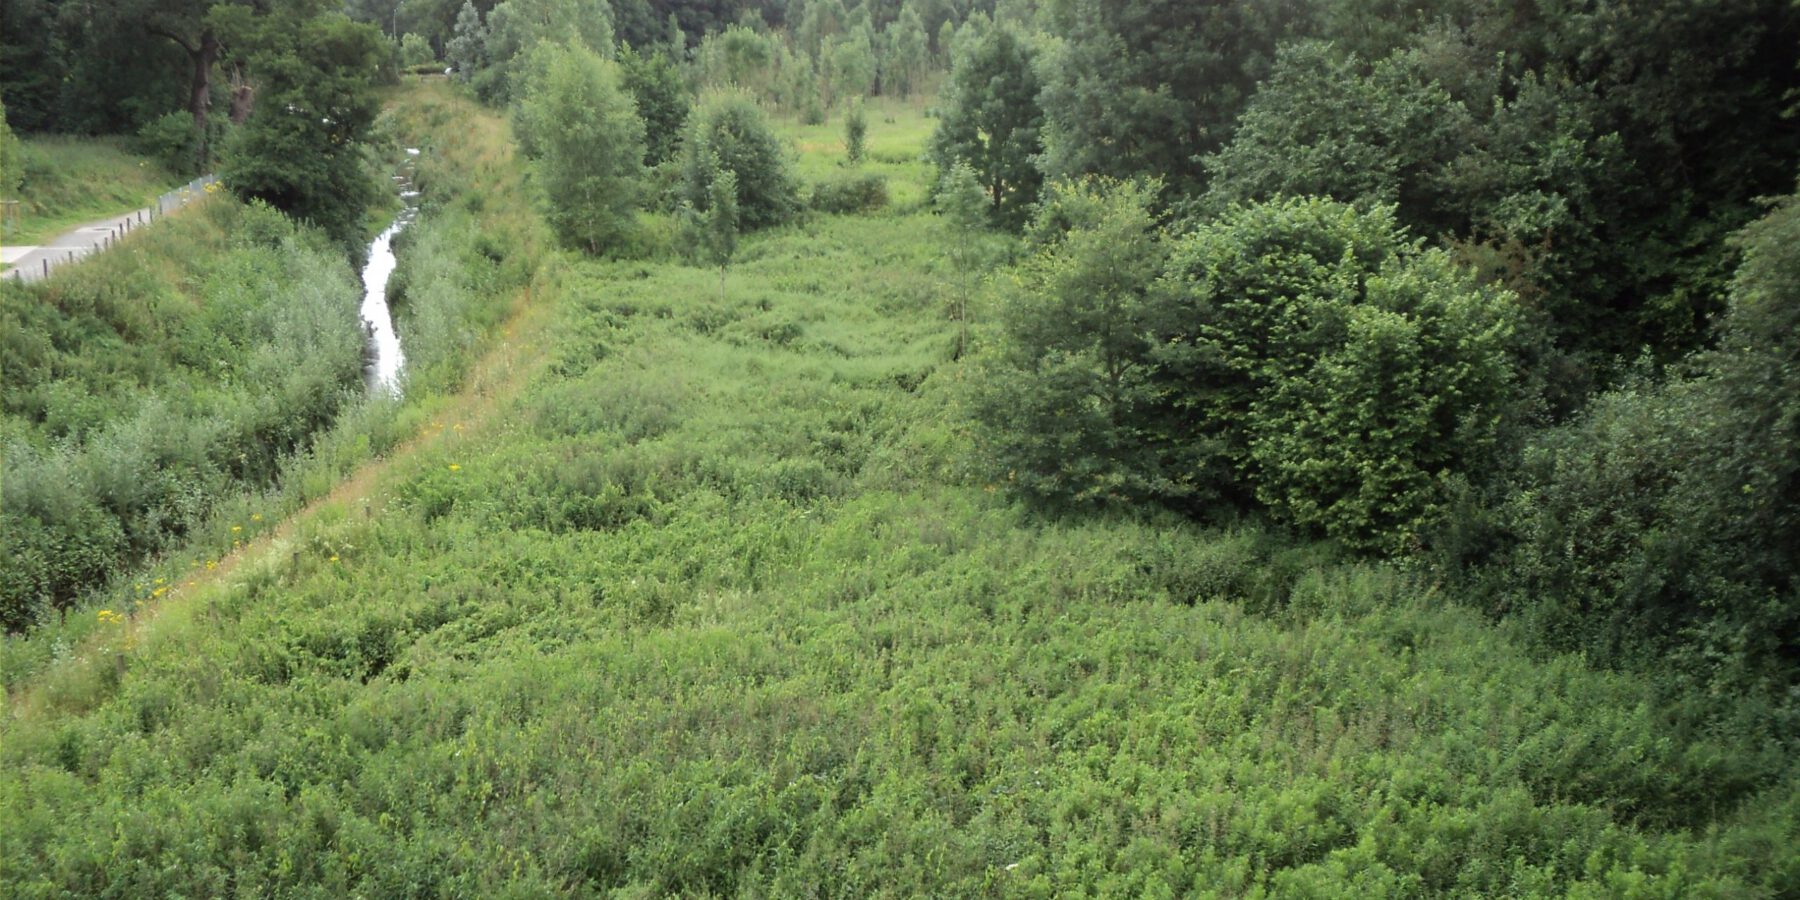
[2,137,183,247]
[2,87,1795,897]
[776,96,939,209]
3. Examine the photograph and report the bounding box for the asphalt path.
[3,208,155,283]
[3,175,215,283]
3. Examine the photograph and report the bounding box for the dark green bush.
[134,111,206,176]
[1159,198,1533,552]
[808,173,888,215]
[979,187,1534,551]
[680,91,799,231]
[1496,192,1800,689]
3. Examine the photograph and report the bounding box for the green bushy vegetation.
[977,185,1533,553]
[681,91,800,231]
[1,78,545,650]
[1490,193,1800,694]
[808,171,888,214]
[4,2,1798,893]
[0,198,365,631]
[2,97,1795,897]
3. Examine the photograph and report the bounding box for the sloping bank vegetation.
[0,80,544,677]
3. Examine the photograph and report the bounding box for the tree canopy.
[926,27,1042,229]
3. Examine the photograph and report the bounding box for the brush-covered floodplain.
[2,82,1796,898]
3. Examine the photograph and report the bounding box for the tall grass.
[2,137,182,246]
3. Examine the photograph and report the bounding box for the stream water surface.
[360,148,422,393]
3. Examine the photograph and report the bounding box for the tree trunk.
[189,30,220,166]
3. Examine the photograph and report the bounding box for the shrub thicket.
[0,199,364,631]
[980,185,1533,552]
[808,172,887,214]
[1496,192,1800,688]
[680,91,798,231]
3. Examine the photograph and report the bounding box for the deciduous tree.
[926,27,1041,229]
[513,39,647,254]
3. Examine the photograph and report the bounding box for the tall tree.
[618,43,690,166]
[218,11,388,247]
[445,0,488,78]
[926,27,1042,229]
[881,5,928,97]
[1037,0,1312,197]
[514,39,647,254]
[135,0,338,162]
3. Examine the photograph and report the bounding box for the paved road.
[3,209,154,283]
[3,175,216,284]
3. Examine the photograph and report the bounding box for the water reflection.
[361,149,422,394]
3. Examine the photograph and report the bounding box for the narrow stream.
[360,148,422,393]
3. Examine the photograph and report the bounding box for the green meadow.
[2,82,1796,898]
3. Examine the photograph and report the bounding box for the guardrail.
[154,174,219,217]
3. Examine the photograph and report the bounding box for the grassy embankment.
[1,138,185,248]
[1,79,545,676]
[2,91,1796,896]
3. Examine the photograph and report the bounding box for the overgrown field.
[2,91,1796,897]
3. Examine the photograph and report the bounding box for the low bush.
[809,173,888,214]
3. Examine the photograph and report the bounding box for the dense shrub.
[0,100,20,197]
[680,91,798,230]
[0,199,364,630]
[133,111,206,176]
[973,178,1174,508]
[808,173,888,214]
[1162,196,1533,551]
[400,33,435,67]
[1496,192,1800,689]
[979,186,1533,552]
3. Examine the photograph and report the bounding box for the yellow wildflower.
[231,525,242,533]
[449,463,462,472]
